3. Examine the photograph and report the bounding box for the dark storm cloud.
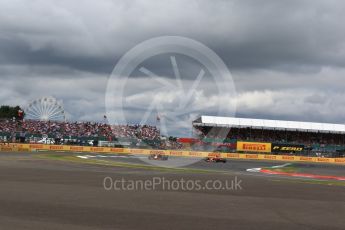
[0,36,115,74]
[205,0,345,70]
[1,0,345,73]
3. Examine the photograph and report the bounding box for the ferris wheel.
[24,96,66,121]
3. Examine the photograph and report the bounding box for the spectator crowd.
[0,119,160,140]
[0,118,186,149]
[196,126,345,146]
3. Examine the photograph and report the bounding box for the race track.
[0,151,344,230]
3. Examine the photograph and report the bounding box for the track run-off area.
[0,151,344,229]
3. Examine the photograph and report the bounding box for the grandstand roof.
[193,116,345,133]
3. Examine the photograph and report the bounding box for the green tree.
[0,105,24,119]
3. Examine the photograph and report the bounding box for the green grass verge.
[264,166,298,173]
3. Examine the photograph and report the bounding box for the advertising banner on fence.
[1,143,345,165]
[272,143,304,153]
[237,141,271,153]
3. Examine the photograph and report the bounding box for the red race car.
[204,154,227,163]
[148,153,169,161]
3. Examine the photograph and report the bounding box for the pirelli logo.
[300,157,313,161]
[150,150,165,155]
[264,155,277,160]
[317,158,330,162]
[129,149,143,154]
[281,156,295,160]
[243,144,267,151]
[334,158,345,163]
[208,153,221,157]
[227,153,240,158]
[110,148,124,153]
[237,142,271,153]
[169,151,183,156]
[91,147,104,152]
[189,151,202,157]
[70,146,84,151]
[50,145,63,150]
[29,144,44,149]
[0,147,15,151]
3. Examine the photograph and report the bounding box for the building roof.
[193,116,345,133]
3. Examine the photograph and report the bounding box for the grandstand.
[0,118,182,149]
[1,114,345,157]
[193,116,345,157]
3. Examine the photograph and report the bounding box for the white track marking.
[77,156,89,159]
[271,163,292,168]
[246,163,292,173]
[246,168,262,173]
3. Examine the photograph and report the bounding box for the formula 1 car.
[148,153,169,161]
[204,156,227,163]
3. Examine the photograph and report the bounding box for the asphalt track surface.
[82,153,345,176]
[0,151,344,230]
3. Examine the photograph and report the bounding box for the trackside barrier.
[1,143,345,165]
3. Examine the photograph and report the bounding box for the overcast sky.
[1,0,345,136]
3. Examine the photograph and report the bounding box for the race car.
[204,155,227,163]
[148,153,169,161]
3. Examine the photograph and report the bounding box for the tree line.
[0,105,23,119]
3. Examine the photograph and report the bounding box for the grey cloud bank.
[1,0,345,135]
